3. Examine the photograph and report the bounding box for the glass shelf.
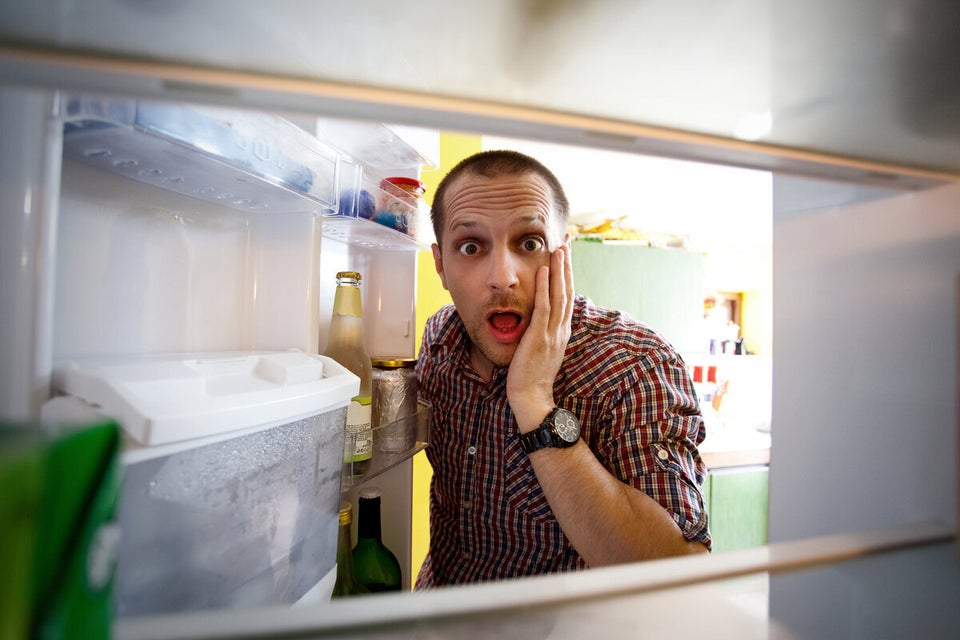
[341,400,432,490]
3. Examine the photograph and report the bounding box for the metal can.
[371,357,418,453]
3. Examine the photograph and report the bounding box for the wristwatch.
[518,407,581,454]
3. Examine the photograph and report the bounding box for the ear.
[431,243,449,290]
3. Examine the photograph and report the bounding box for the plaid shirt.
[415,295,710,588]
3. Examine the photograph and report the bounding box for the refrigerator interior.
[2,86,437,617]
[50,94,430,362]
[2,4,958,635]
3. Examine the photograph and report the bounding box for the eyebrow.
[448,213,548,235]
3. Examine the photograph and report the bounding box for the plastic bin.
[47,350,359,617]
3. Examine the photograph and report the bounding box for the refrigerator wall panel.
[54,161,324,358]
[0,88,61,420]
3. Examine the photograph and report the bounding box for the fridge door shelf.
[60,95,341,214]
[314,117,436,171]
[321,215,431,251]
[324,171,433,250]
[342,400,432,490]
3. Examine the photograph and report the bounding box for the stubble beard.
[462,292,526,372]
[464,317,517,371]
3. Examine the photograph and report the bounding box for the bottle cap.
[371,357,416,369]
[336,271,362,283]
[359,487,382,500]
[338,502,353,525]
[380,177,426,199]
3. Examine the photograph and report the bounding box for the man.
[416,150,710,588]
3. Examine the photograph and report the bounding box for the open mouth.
[488,311,522,334]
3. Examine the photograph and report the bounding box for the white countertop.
[700,425,771,469]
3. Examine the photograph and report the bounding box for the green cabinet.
[571,240,703,353]
[704,465,769,553]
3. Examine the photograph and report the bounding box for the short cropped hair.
[430,149,570,245]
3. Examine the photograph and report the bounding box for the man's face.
[432,171,561,377]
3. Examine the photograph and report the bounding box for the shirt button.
[467,445,477,455]
[463,500,473,510]
[657,448,669,461]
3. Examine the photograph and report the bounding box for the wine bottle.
[324,271,373,478]
[332,503,370,598]
[352,487,402,592]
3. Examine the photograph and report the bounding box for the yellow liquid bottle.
[325,271,373,478]
[331,503,370,598]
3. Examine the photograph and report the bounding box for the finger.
[550,245,570,329]
[546,247,560,325]
[534,263,551,331]
[563,241,575,318]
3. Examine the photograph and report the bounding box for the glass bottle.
[325,271,373,478]
[332,503,369,598]
[352,487,402,592]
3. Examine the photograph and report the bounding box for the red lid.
[380,176,426,197]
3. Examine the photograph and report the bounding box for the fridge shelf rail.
[60,94,341,214]
[321,216,431,251]
[342,400,432,490]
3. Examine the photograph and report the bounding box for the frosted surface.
[115,407,346,617]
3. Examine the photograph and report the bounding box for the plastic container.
[380,177,425,201]
[373,177,427,237]
[48,350,360,617]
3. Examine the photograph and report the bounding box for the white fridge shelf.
[321,216,431,251]
[60,95,341,214]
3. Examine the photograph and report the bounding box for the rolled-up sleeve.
[601,351,712,549]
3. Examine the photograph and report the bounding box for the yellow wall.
[411,132,481,584]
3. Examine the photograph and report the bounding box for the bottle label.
[345,396,373,462]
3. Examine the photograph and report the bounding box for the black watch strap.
[518,426,556,453]
[518,407,580,454]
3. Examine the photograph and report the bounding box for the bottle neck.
[337,520,356,574]
[357,496,382,542]
[332,284,363,318]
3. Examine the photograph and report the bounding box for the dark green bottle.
[352,487,402,592]
[332,503,369,598]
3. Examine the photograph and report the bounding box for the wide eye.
[521,236,545,252]
[457,241,481,256]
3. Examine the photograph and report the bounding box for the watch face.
[553,409,580,443]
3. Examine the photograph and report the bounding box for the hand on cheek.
[506,242,575,431]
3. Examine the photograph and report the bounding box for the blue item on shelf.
[358,189,376,219]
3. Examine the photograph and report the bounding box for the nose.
[486,246,520,291]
